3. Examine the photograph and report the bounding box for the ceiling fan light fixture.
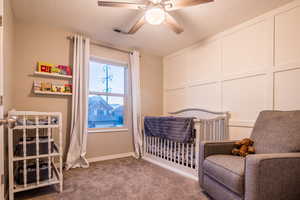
[150,0,162,4]
[145,8,165,25]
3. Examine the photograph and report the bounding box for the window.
[88,58,127,130]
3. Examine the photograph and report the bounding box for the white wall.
[163,0,300,139]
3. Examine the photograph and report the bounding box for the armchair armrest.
[198,140,237,186]
[245,153,300,200]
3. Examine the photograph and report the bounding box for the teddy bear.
[232,138,255,157]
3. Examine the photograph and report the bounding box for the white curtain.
[66,35,90,169]
[129,50,143,158]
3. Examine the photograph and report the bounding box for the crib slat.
[35,116,40,185]
[186,143,189,167]
[23,116,27,187]
[158,138,161,157]
[154,137,156,155]
[147,136,151,154]
[216,120,219,140]
[181,143,184,165]
[167,140,170,160]
[206,121,209,140]
[146,136,148,154]
[152,137,155,155]
[203,121,206,140]
[151,137,153,155]
[150,137,153,155]
[163,139,166,159]
[206,121,208,140]
[211,121,213,140]
[171,141,175,162]
[178,142,181,164]
[160,138,164,158]
[47,117,51,180]
[221,119,223,140]
[157,137,159,157]
[219,119,222,140]
[191,142,194,168]
[175,142,178,163]
[213,120,219,140]
[143,132,146,154]
[149,136,151,154]
[170,140,173,162]
[222,119,225,139]
[153,137,156,155]
[149,137,151,154]
[145,136,147,153]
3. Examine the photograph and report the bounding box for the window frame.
[88,56,129,133]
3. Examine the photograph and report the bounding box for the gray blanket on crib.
[144,116,195,143]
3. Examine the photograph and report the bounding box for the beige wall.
[163,1,300,140]
[87,48,163,158]
[140,52,163,117]
[3,0,14,113]
[3,0,15,194]
[13,22,73,158]
[12,21,163,159]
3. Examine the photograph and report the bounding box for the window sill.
[88,128,129,134]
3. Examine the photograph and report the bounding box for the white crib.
[142,108,230,180]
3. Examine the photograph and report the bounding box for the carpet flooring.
[15,157,210,200]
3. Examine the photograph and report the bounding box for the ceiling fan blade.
[164,13,183,34]
[166,0,213,11]
[128,16,146,34]
[98,1,146,9]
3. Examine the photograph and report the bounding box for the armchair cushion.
[199,140,237,186]
[250,110,300,154]
[204,155,245,195]
[245,153,300,200]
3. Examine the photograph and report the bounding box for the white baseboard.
[87,152,135,163]
[142,157,198,181]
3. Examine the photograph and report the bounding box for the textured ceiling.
[12,0,293,56]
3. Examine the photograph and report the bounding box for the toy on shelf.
[41,82,52,92]
[57,65,72,76]
[64,84,72,93]
[37,62,72,76]
[52,84,65,93]
[33,81,72,94]
[51,67,61,74]
[33,81,42,91]
[38,62,53,73]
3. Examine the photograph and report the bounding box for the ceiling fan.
[97,0,214,34]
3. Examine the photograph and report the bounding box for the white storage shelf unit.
[8,111,63,200]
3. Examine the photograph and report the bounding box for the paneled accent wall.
[163,1,300,139]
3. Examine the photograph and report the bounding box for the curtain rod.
[67,36,133,54]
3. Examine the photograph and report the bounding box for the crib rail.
[142,108,230,180]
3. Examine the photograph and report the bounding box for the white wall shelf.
[34,71,72,79]
[34,90,72,96]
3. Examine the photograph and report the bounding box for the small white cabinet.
[8,111,63,200]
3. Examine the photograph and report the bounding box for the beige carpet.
[15,157,210,200]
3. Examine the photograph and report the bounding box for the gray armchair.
[199,110,300,200]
